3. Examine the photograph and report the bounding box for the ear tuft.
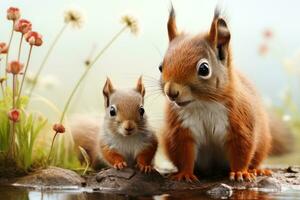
[136,76,145,97]
[167,4,178,41]
[209,8,231,61]
[103,77,114,107]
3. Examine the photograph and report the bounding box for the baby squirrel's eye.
[109,105,117,117]
[139,106,145,117]
[196,59,212,79]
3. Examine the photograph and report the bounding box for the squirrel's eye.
[158,63,163,73]
[109,105,117,117]
[139,106,145,117]
[196,59,211,79]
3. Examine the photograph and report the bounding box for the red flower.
[7,7,20,21]
[53,123,65,133]
[8,109,20,122]
[25,31,43,46]
[0,42,8,54]
[14,19,32,34]
[6,61,24,74]
[263,29,273,39]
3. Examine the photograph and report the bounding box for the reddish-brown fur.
[71,77,158,173]
[136,139,158,172]
[163,104,198,181]
[101,145,127,169]
[159,7,283,182]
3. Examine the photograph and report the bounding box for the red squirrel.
[159,7,293,182]
[71,77,158,173]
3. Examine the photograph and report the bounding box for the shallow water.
[1,186,300,200]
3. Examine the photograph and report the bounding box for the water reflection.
[0,186,300,200]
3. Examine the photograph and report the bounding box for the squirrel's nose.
[123,120,136,133]
[167,91,179,101]
[164,82,180,101]
[125,127,134,132]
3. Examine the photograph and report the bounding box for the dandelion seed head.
[121,15,139,35]
[282,114,291,122]
[64,7,85,29]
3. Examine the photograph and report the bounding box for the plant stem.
[89,26,127,67]
[59,26,127,123]
[8,74,17,159]
[47,131,58,164]
[17,45,33,103]
[18,34,24,61]
[0,83,4,97]
[5,21,15,87]
[27,24,68,100]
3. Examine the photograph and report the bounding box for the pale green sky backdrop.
[1,0,299,122]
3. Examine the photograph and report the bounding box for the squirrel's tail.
[69,115,103,169]
[269,113,294,156]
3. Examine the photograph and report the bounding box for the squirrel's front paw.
[136,163,153,173]
[248,169,272,177]
[113,161,127,170]
[229,171,255,182]
[170,172,199,182]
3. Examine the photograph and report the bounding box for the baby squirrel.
[159,7,293,182]
[71,77,158,173]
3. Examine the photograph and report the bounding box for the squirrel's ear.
[136,76,145,97]
[209,9,231,61]
[168,5,178,41]
[103,77,114,107]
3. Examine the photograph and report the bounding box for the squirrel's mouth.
[175,100,193,107]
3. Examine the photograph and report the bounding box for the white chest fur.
[100,128,152,166]
[177,100,230,173]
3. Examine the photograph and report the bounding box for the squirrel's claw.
[248,169,272,177]
[136,163,153,173]
[229,171,255,182]
[170,172,199,182]
[113,161,127,170]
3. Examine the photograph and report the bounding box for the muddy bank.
[1,166,299,198]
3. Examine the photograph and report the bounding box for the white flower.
[25,72,59,88]
[64,7,85,28]
[121,15,139,35]
[282,114,291,122]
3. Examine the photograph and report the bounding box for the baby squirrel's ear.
[136,76,145,97]
[167,5,178,41]
[103,77,114,107]
[208,8,231,61]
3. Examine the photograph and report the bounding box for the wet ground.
[1,185,300,200]
[0,166,300,200]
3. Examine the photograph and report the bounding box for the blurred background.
[0,0,299,166]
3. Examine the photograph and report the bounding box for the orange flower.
[53,123,65,133]
[7,7,20,21]
[25,31,43,46]
[6,61,24,74]
[0,42,8,54]
[8,109,20,122]
[14,19,32,34]
[258,43,269,56]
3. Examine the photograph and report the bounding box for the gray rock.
[257,177,281,191]
[13,167,85,189]
[94,168,165,195]
[206,183,233,199]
